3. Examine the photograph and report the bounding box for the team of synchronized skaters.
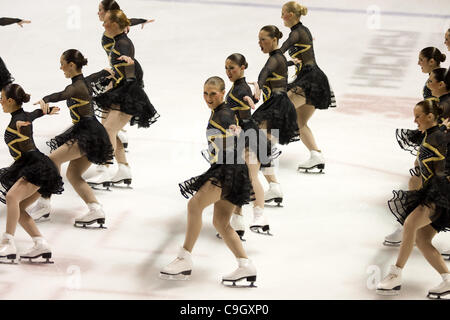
[374,29,450,299]
[2,1,448,298]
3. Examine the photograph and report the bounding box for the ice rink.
[1,0,450,300]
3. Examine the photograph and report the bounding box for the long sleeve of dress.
[257,55,279,89]
[129,18,148,26]
[85,69,111,84]
[43,85,76,103]
[0,17,21,26]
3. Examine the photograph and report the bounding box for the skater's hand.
[228,124,242,136]
[292,57,302,65]
[16,120,31,130]
[48,107,60,115]
[252,82,261,101]
[243,96,256,110]
[34,99,50,114]
[141,19,155,29]
[118,55,134,65]
[442,118,450,130]
[17,20,31,27]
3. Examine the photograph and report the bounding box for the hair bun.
[22,93,31,103]
[82,58,88,66]
[300,5,308,16]
[440,53,447,63]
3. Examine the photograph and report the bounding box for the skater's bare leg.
[297,104,318,152]
[5,178,40,236]
[66,156,97,204]
[18,191,42,237]
[395,205,433,268]
[258,121,279,184]
[183,181,221,252]
[288,88,319,152]
[246,150,264,208]
[102,108,131,165]
[49,142,84,172]
[213,200,247,259]
[416,225,449,274]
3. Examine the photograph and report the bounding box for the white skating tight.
[183,181,248,259]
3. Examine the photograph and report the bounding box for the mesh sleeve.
[28,109,44,122]
[0,17,22,26]
[257,55,279,89]
[129,18,147,26]
[43,85,76,103]
[280,29,301,54]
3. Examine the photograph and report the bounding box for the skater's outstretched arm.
[0,17,30,27]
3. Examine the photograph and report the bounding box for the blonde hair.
[107,10,130,29]
[205,76,225,91]
[283,1,308,18]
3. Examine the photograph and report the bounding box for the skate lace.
[386,273,398,281]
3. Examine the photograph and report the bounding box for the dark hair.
[101,0,120,10]
[226,53,248,69]
[62,49,88,70]
[204,76,225,91]
[260,25,283,41]
[416,99,443,120]
[3,83,30,106]
[108,9,130,29]
[431,68,450,90]
[420,47,446,64]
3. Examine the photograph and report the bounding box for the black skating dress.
[44,74,114,165]
[251,49,300,145]
[0,108,64,203]
[0,18,22,90]
[280,22,336,110]
[91,32,159,128]
[396,93,450,157]
[179,103,254,207]
[388,125,450,232]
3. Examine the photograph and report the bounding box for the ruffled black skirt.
[239,119,280,168]
[252,92,300,145]
[288,64,336,110]
[0,56,14,90]
[179,164,255,207]
[0,150,64,203]
[387,176,450,232]
[47,117,114,165]
[395,128,423,156]
[93,61,159,128]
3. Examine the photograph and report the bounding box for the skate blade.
[376,288,401,296]
[298,164,325,174]
[427,291,450,300]
[249,226,273,236]
[88,182,112,191]
[19,253,54,264]
[111,178,132,188]
[216,232,246,242]
[264,198,283,207]
[222,276,257,288]
[33,213,50,223]
[0,255,19,265]
[159,271,191,281]
[441,254,450,260]
[383,240,401,247]
[74,219,107,229]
